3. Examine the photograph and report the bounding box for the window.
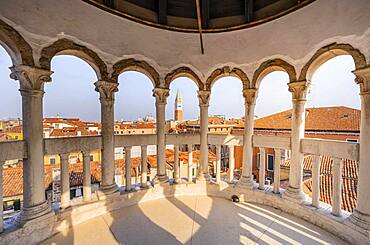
[90,155,94,161]
[267,154,274,171]
[257,153,260,169]
[50,158,56,164]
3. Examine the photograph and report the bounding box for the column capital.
[288,80,310,101]
[198,90,211,107]
[10,65,52,93]
[94,80,119,103]
[153,87,169,104]
[243,88,257,105]
[353,66,370,94]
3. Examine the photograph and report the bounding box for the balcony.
[0,133,369,244]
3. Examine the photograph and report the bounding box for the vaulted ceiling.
[84,0,316,32]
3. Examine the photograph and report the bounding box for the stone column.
[283,80,309,203]
[273,148,281,194]
[350,67,370,230]
[10,65,52,224]
[141,145,148,187]
[82,151,91,201]
[215,144,221,182]
[0,161,3,233]
[95,81,119,197]
[173,144,180,183]
[188,144,193,182]
[197,90,211,181]
[59,153,70,209]
[228,145,235,182]
[153,88,170,183]
[258,148,266,190]
[239,88,257,188]
[125,146,132,191]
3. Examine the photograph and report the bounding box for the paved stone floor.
[42,196,347,244]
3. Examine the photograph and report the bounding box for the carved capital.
[9,65,52,92]
[243,88,257,105]
[353,66,370,94]
[94,80,119,103]
[288,80,310,101]
[153,87,169,104]
[198,90,211,107]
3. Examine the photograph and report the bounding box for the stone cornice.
[9,65,52,92]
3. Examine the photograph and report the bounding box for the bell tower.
[174,89,183,122]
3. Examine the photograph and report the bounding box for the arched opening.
[166,76,199,181]
[43,54,100,206]
[253,71,291,190]
[304,54,360,213]
[115,71,157,188]
[0,44,23,224]
[209,76,245,182]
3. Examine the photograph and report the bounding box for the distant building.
[174,89,183,122]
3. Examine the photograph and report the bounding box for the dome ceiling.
[84,0,316,33]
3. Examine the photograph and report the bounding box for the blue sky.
[0,46,360,121]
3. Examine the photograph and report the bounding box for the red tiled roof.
[254,106,360,132]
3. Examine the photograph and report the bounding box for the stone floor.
[42,196,347,245]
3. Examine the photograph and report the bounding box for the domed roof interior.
[84,0,316,32]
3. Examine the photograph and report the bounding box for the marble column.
[173,144,180,183]
[188,144,193,182]
[228,145,235,182]
[350,67,370,230]
[283,80,309,203]
[82,151,91,201]
[153,88,170,183]
[273,148,281,194]
[10,65,52,224]
[258,148,266,190]
[95,81,119,197]
[215,145,221,182]
[141,145,148,187]
[239,88,257,188]
[197,90,211,181]
[59,153,70,209]
[0,161,3,233]
[125,146,132,191]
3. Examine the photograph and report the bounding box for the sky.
[0,45,360,122]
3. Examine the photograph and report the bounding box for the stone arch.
[299,43,367,81]
[205,66,251,91]
[112,58,160,88]
[164,66,204,90]
[39,38,108,80]
[252,58,297,88]
[0,19,34,66]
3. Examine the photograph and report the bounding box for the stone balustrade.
[0,133,367,244]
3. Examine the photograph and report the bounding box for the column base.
[348,209,370,232]
[97,183,119,200]
[197,171,210,182]
[15,201,52,226]
[282,186,306,203]
[237,176,255,190]
[153,174,169,185]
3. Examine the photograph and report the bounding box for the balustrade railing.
[301,138,360,216]
[0,134,362,234]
